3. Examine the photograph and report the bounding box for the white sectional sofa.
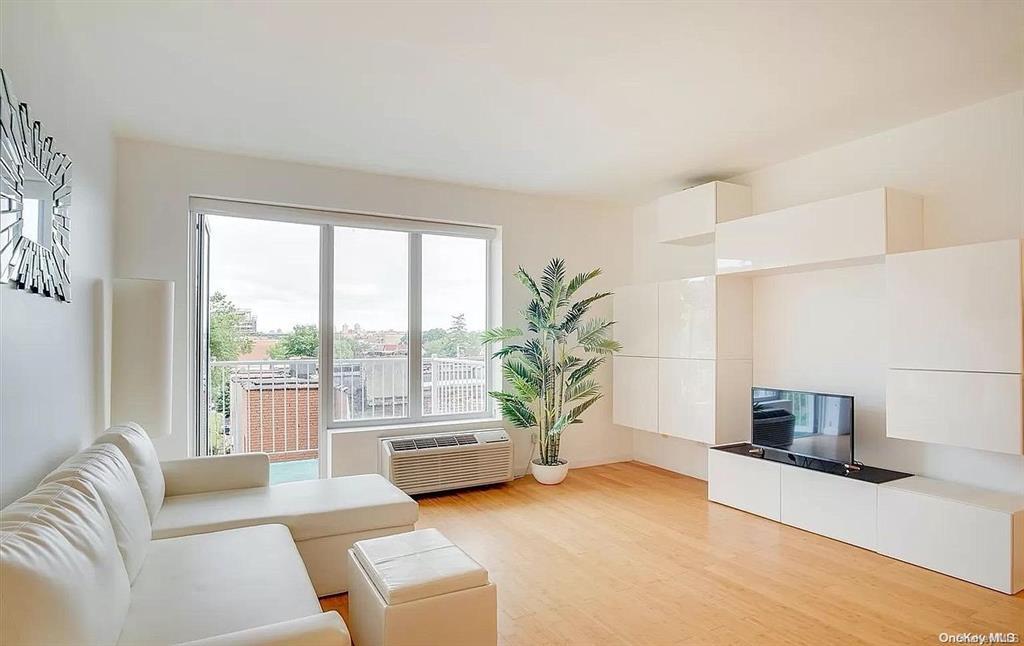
[0,423,419,645]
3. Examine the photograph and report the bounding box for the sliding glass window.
[190,196,498,442]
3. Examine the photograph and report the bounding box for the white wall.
[628,92,1024,493]
[0,4,116,506]
[115,140,634,476]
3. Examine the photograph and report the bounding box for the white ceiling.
[42,1,1024,200]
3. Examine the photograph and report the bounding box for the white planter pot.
[531,459,569,485]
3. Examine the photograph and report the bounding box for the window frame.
[188,197,500,435]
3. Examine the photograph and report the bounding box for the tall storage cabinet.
[614,180,754,445]
[886,240,1024,455]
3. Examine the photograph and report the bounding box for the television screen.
[751,388,853,465]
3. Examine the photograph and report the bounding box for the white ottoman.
[347,528,497,646]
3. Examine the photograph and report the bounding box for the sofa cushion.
[95,422,165,521]
[118,524,321,645]
[152,474,417,542]
[352,528,489,604]
[41,444,151,581]
[1,481,131,646]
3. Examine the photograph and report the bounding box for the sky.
[207,215,486,334]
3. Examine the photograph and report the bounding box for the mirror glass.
[21,163,52,248]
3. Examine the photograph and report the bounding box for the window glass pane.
[421,234,487,416]
[333,227,409,422]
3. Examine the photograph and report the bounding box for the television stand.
[707,443,1024,594]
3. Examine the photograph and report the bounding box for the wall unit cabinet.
[656,181,751,245]
[658,358,751,444]
[886,369,1022,455]
[887,240,1022,373]
[877,476,1024,594]
[611,283,659,357]
[885,239,1024,455]
[612,356,658,432]
[614,272,752,444]
[715,187,923,276]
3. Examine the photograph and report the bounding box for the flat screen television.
[751,388,854,466]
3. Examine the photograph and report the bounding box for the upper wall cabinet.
[658,277,715,359]
[715,188,923,276]
[887,240,1023,374]
[656,181,752,245]
[612,283,659,357]
[658,275,752,360]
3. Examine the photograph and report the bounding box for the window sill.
[328,416,504,436]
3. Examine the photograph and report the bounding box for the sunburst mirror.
[0,68,72,302]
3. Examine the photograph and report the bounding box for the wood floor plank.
[323,461,1023,645]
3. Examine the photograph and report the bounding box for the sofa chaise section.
[96,422,418,596]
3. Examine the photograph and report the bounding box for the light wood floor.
[322,462,1023,645]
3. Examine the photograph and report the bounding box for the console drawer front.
[707,449,781,521]
[781,467,877,550]
[877,485,1016,593]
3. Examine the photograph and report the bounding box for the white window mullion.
[408,233,423,419]
[318,224,334,478]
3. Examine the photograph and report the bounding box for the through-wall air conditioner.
[379,429,513,495]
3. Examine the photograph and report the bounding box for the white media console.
[708,444,1024,594]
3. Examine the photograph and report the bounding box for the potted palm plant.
[482,259,621,485]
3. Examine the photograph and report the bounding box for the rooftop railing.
[206,356,487,460]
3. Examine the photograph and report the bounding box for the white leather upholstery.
[1,482,131,646]
[174,612,350,646]
[297,525,416,596]
[153,474,418,541]
[41,444,152,581]
[95,422,166,521]
[161,453,270,497]
[118,525,322,645]
[352,528,489,604]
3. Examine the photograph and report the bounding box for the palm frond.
[490,391,537,428]
[576,319,614,346]
[480,327,523,344]
[567,357,603,385]
[540,258,566,299]
[581,337,622,355]
[565,378,600,402]
[515,267,543,302]
[565,269,601,297]
[565,393,602,423]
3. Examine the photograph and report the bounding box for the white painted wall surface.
[0,3,116,506]
[115,140,634,476]
[630,92,1024,493]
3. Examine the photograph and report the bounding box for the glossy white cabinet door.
[715,188,922,275]
[781,467,877,550]
[707,449,782,521]
[658,277,715,359]
[658,358,715,442]
[612,283,658,357]
[612,356,658,432]
[878,477,1024,594]
[887,239,1022,374]
[656,181,751,245]
[886,369,1023,455]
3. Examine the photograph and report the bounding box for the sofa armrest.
[173,613,350,646]
[161,453,270,497]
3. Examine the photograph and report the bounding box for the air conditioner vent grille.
[381,430,511,494]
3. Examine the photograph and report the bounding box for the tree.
[268,324,319,359]
[482,259,619,466]
[442,313,480,358]
[208,291,253,361]
[334,334,369,359]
